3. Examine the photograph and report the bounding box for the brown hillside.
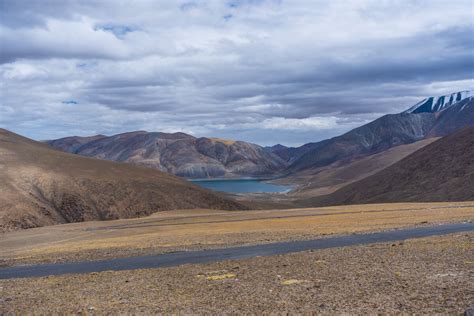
[284,138,438,197]
[0,129,245,232]
[304,127,474,206]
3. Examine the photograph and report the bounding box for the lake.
[190,179,292,194]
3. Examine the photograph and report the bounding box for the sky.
[0,0,473,146]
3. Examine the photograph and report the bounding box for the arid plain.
[1,202,473,314]
[2,202,473,266]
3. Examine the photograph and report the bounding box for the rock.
[465,307,474,316]
[445,298,455,306]
[206,273,236,281]
[281,279,305,285]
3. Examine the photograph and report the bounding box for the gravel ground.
[1,232,473,314]
[3,202,473,267]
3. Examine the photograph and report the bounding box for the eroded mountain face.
[47,132,287,179]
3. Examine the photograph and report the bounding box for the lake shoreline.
[189,178,293,194]
[187,176,280,182]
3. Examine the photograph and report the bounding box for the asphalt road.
[1,222,472,279]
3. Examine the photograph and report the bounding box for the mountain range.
[47,90,473,180]
[274,91,473,174]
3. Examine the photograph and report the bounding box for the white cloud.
[0,18,130,63]
[261,116,339,131]
[0,0,473,145]
[2,63,48,80]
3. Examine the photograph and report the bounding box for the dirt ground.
[1,202,474,266]
[1,232,473,314]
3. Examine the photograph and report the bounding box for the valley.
[1,91,473,314]
[3,2,473,313]
[45,92,474,199]
[1,91,473,231]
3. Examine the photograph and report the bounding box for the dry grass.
[1,232,472,314]
[1,201,473,266]
[208,137,237,145]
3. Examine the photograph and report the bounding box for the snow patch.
[404,90,473,113]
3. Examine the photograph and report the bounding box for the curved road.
[1,222,472,279]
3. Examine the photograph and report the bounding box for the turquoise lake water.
[190,179,292,194]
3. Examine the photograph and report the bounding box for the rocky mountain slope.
[0,129,245,232]
[47,132,287,179]
[286,112,437,173]
[283,138,438,197]
[46,134,107,152]
[285,91,473,173]
[427,97,474,137]
[304,127,474,206]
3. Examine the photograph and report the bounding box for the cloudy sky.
[1,0,473,146]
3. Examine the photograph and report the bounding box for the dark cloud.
[0,0,473,145]
[0,0,77,28]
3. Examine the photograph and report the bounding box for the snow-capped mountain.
[404,90,473,113]
[286,91,474,173]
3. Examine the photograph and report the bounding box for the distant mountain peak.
[404,90,473,114]
[264,144,287,151]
